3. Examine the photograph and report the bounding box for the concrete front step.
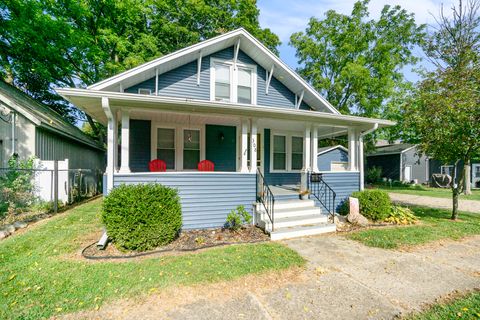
[269,223,336,240]
[273,206,322,219]
[263,213,329,230]
[273,199,316,210]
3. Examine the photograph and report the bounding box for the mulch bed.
[82,226,270,260]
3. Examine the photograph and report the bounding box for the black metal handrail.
[256,168,275,231]
[307,172,336,220]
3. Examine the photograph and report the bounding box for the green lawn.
[409,290,480,319]
[0,199,305,320]
[374,184,480,201]
[347,206,480,249]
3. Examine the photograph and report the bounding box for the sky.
[257,0,456,82]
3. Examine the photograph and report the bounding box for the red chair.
[198,160,214,171]
[149,159,167,172]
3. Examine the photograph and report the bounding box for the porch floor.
[270,185,300,197]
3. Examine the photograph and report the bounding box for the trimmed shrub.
[366,166,382,184]
[341,189,392,221]
[102,184,182,251]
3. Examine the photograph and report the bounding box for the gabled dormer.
[87,28,340,114]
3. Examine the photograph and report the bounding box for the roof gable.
[87,28,339,114]
[317,145,348,155]
[0,81,104,150]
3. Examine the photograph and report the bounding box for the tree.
[405,0,480,219]
[289,0,425,117]
[0,0,280,140]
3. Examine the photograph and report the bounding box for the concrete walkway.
[389,192,480,213]
[61,235,480,320]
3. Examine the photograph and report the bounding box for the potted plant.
[299,190,310,200]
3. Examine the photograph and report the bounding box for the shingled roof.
[0,80,104,150]
[367,143,416,156]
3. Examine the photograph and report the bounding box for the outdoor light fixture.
[219,132,225,141]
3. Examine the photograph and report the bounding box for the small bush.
[342,189,392,221]
[385,206,418,224]
[224,205,252,231]
[366,166,382,184]
[0,156,37,219]
[102,184,182,251]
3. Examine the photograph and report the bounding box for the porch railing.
[308,171,336,221]
[256,168,275,231]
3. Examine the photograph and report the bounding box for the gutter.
[359,123,379,190]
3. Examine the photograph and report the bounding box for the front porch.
[105,107,364,230]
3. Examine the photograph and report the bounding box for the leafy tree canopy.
[404,0,480,218]
[0,0,279,137]
[290,0,425,117]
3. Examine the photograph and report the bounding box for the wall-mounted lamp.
[219,132,225,141]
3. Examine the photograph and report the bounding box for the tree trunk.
[464,161,472,195]
[452,189,459,220]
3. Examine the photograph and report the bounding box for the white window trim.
[270,130,303,173]
[210,57,257,105]
[151,122,205,171]
[330,161,349,171]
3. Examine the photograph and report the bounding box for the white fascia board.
[85,28,340,114]
[56,88,395,128]
[0,94,41,126]
[87,29,244,91]
[400,145,418,154]
[317,145,348,156]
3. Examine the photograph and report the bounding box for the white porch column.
[348,128,357,171]
[240,119,249,172]
[303,125,311,171]
[311,125,318,172]
[103,97,115,193]
[300,125,311,192]
[113,110,119,172]
[119,109,130,173]
[359,135,365,190]
[249,119,258,173]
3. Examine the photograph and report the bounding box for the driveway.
[61,235,480,320]
[389,192,480,213]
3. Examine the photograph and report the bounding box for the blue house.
[57,29,393,239]
[317,145,349,172]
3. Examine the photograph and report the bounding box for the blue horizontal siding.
[113,173,256,229]
[309,172,360,211]
[317,148,349,171]
[124,46,316,110]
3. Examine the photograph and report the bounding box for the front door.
[205,125,237,171]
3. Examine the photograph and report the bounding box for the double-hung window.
[211,59,256,104]
[214,64,231,102]
[156,128,175,169]
[237,68,252,104]
[291,136,303,170]
[273,135,287,171]
[183,129,200,170]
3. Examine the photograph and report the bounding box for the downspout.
[359,123,378,190]
[11,111,16,156]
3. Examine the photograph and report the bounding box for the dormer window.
[211,58,256,104]
[214,64,231,102]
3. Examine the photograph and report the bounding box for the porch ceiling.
[56,88,395,131]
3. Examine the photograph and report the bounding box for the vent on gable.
[138,88,152,95]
